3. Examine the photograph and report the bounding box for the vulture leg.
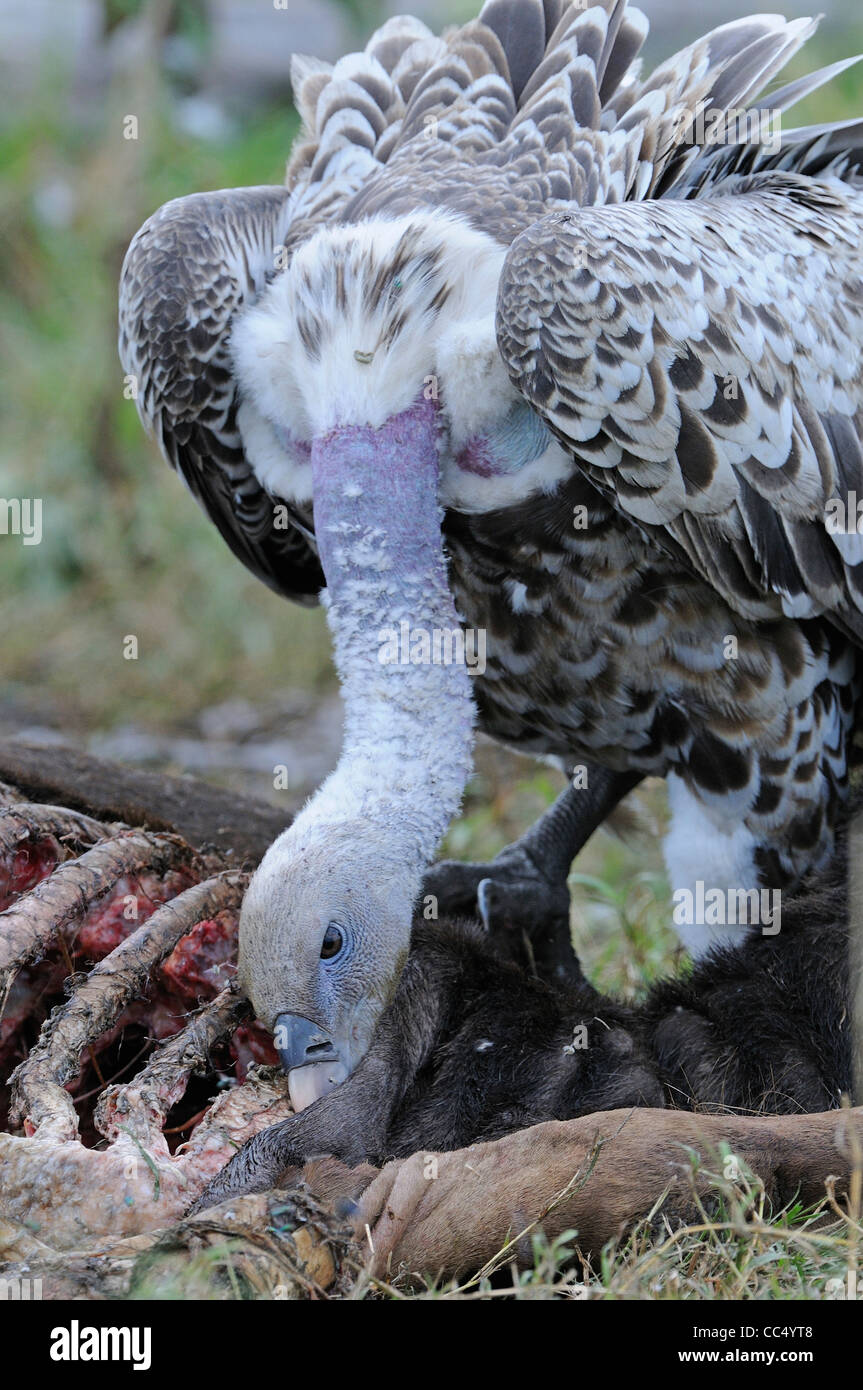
[423,766,643,986]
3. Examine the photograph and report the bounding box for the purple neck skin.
[313,398,448,598]
[304,397,475,880]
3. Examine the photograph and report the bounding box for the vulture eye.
[320,923,344,960]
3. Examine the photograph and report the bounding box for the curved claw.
[425,851,582,987]
[421,857,498,915]
[477,877,495,933]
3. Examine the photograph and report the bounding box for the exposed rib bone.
[96,986,251,1146]
[0,803,117,861]
[9,871,247,1141]
[0,831,201,1008]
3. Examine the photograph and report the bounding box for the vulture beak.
[274,1012,349,1112]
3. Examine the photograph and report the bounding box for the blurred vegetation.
[0,14,332,737]
[0,1,861,1000]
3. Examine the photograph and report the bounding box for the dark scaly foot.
[422,766,642,986]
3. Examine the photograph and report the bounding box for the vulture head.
[237,819,414,1112]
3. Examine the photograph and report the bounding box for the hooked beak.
[274,1012,349,1112]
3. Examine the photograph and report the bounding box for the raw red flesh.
[160,910,237,996]
[0,837,61,911]
[75,867,200,958]
[158,912,277,1077]
[231,1021,279,1079]
[1,851,277,1140]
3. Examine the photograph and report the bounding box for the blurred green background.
[2,0,862,993]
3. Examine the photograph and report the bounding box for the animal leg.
[337,1106,863,1282]
[423,766,642,985]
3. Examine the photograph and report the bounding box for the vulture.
[194,782,855,1209]
[120,0,863,1111]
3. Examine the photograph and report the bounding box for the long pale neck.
[293,397,475,885]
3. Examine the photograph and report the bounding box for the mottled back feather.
[120,0,863,631]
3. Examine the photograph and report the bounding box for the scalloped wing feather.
[118,187,322,603]
[497,172,863,631]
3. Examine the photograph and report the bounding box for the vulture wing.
[119,185,323,603]
[497,171,863,636]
